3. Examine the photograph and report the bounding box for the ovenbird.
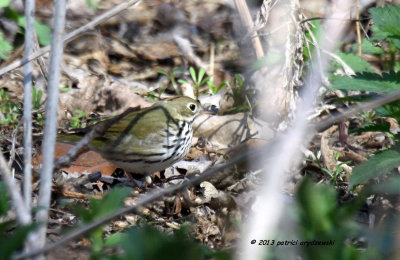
[59,96,201,174]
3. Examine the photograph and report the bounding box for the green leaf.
[208,81,226,94]
[395,62,400,72]
[0,182,9,216]
[189,67,197,83]
[158,69,168,76]
[70,187,131,223]
[369,6,400,37]
[234,74,244,88]
[0,0,11,7]
[350,122,391,134]
[350,149,400,187]
[104,232,128,247]
[198,68,206,83]
[119,226,210,260]
[60,87,72,92]
[369,5,400,49]
[0,31,12,60]
[375,100,400,120]
[2,7,19,21]
[34,21,51,46]
[351,40,383,55]
[331,72,400,93]
[32,86,43,110]
[370,22,391,42]
[297,178,364,260]
[333,53,375,73]
[361,40,383,55]
[74,109,86,117]
[178,79,189,85]
[86,0,100,10]
[298,179,336,235]
[3,7,50,46]
[0,223,37,259]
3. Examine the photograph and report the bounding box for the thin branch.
[32,0,67,251]
[315,90,400,132]
[0,153,31,225]
[23,0,35,214]
[0,0,142,76]
[320,48,355,76]
[355,0,362,56]
[233,0,265,59]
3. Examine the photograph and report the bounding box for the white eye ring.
[188,103,197,112]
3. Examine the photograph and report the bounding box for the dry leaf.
[33,142,117,176]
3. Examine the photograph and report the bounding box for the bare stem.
[0,153,31,225]
[23,0,35,215]
[30,0,67,253]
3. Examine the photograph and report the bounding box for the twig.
[33,35,49,83]
[8,126,18,168]
[299,17,369,25]
[320,47,355,76]
[315,90,400,132]
[355,0,362,56]
[303,21,325,84]
[23,0,35,213]
[32,0,67,251]
[208,43,214,82]
[233,0,265,59]
[0,153,31,225]
[0,0,142,76]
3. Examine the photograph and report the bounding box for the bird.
[58,96,201,175]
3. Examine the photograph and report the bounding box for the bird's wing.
[90,105,174,154]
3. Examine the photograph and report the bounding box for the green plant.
[32,86,43,110]
[324,5,400,191]
[158,67,184,96]
[349,148,400,189]
[31,86,45,127]
[178,67,209,99]
[66,187,132,258]
[3,7,51,46]
[296,178,376,260]
[0,31,12,60]
[0,182,37,259]
[69,109,87,129]
[322,162,351,184]
[0,89,21,126]
[207,80,226,95]
[303,150,324,169]
[103,225,226,260]
[86,0,100,10]
[225,74,255,113]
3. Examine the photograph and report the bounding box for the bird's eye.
[188,103,197,111]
